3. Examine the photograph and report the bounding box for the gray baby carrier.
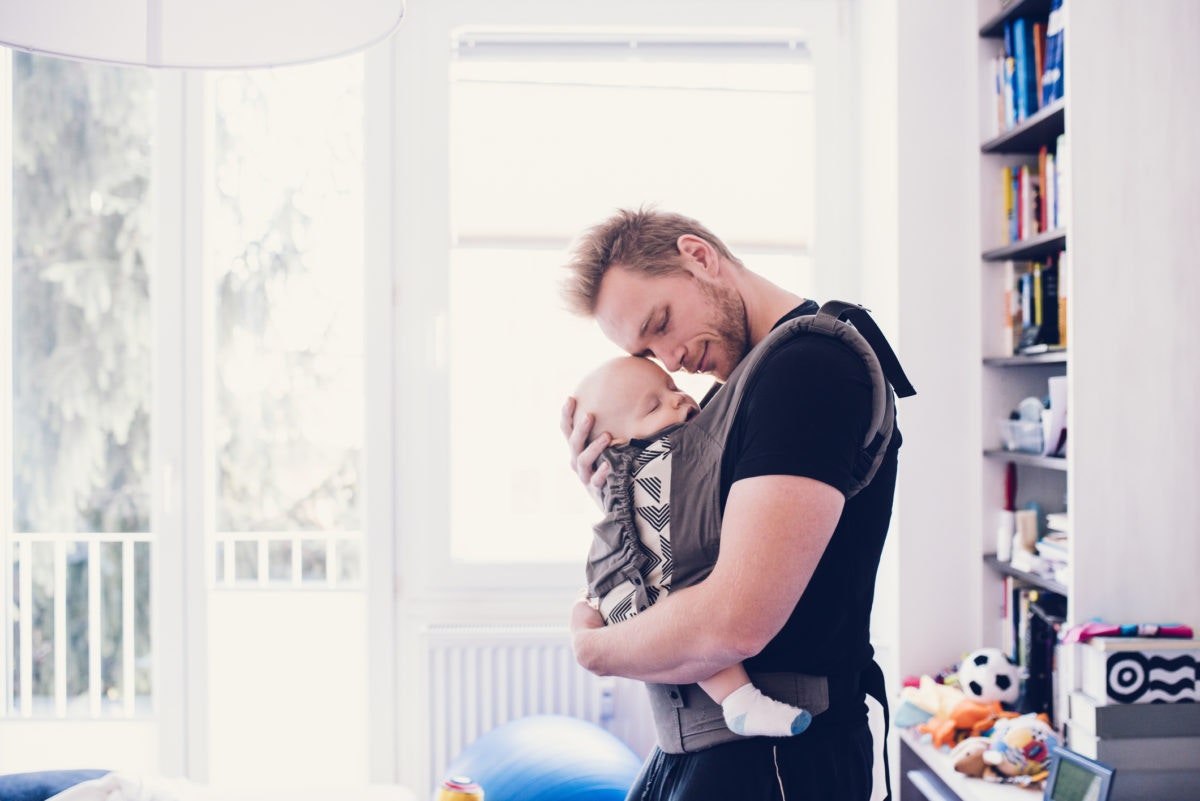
[639,299,915,752]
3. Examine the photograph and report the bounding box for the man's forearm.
[572,585,752,684]
[572,474,843,685]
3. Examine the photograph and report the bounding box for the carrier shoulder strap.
[703,299,915,499]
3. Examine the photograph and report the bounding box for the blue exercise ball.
[439,714,643,801]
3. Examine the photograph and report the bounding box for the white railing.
[210,530,363,590]
[6,531,151,719]
[4,529,364,720]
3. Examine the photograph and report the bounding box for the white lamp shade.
[0,0,405,69]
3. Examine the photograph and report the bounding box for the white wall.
[859,0,981,681]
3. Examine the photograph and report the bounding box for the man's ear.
[676,234,719,276]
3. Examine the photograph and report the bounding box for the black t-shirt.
[720,302,901,678]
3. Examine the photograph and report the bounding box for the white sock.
[722,682,813,737]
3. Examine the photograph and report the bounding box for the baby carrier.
[644,299,916,752]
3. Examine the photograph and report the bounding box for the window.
[2,49,374,783]
[5,50,154,718]
[445,31,815,568]
[207,59,366,590]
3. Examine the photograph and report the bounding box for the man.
[560,207,902,800]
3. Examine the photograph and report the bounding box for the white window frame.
[390,0,861,598]
[0,53,397,780]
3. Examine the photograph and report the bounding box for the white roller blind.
[449,30,814,250]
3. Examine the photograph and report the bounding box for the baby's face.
[588,357,700,444]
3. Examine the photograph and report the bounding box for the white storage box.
[1077,637,1200,704]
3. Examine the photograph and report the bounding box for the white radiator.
[422,624,613,785]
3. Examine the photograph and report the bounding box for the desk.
[899,730,1038,801]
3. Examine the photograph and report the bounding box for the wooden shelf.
[983,449,1068,471]
[981,99,1065,154]
[983,350,1067,367]
[979,0,1055,38]
[984,554,1068,596]
[900,731,1032,801]
[981,228,1067,262]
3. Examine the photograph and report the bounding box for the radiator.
[422,624,613,785]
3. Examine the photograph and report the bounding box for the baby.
[572,355,811,738]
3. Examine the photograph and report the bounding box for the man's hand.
[569,594,607,674]
[560,396,612,495]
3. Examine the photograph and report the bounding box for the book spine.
[1040,255,1060,345]
[1032,21,1045,112]
[1042,0,1065,106]
[1055,132,1069,228]
[1012,18,1030,122]
[1057,249,1068,348]
[1045,150,1057,229]
[1001,165,1014,244]
[1038,146,1049,232]
[1032,261,1043,328]
[1003,260,1019,355]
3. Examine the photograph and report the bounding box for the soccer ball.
[958,647,1021,705]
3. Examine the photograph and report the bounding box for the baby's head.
[573,356,700,446]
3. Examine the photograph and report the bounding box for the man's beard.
[700,279,750,380]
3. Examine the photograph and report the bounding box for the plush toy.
[957,647,1021,705]
[982,713,1058,780]
[895,674,967,728]
[949,736,995,779]
[917,697,1018,750]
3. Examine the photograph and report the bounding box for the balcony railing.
[5,529,362,719]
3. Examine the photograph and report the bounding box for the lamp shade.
[0,0,405,69]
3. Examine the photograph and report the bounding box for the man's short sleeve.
[725,335,874,496]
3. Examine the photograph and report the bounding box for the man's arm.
[571,472,844,684]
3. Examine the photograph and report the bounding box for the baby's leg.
[699,664,812,737]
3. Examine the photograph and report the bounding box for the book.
[1001,165,1015,243]
[1022,590,1067,723]
[1032,22,1045,110]
[1057,249,1069,348]
[1042,0,1065,106]
[1038,146,1049,232]
[1066,727,1200,771]
[1032,261,1044,328]
[1012,18,1034,122]
[1044,150,1057,229]
[1055,132,1069,227]
[1039,255,1060,345]
[1003,260,1021,354]
[1069,690,1200,738]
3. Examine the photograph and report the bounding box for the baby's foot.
[722,682,813,737]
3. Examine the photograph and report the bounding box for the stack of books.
[987,0,1065,137]
[1065,637,1200,799]
[1034,512,1069,583]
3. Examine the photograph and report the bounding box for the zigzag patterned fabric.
[598,435,675,625]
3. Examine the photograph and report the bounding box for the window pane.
[451,52,813,245]
[9,52,154,714]
[447,40,814,565]
[448,248,625,563]
[209,57,365,586]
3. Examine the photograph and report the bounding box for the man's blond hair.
[561,206,742,316]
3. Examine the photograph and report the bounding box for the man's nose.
[656,342,685,372]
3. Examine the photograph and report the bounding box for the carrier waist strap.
[647,670,866,754]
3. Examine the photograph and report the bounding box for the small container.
[436,776,484,801]
[999,420,1043,454]
[996,510,1015,562]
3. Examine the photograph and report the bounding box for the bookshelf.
[894,1,1200,799]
